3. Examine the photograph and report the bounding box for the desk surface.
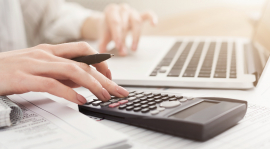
[142,5,262,38]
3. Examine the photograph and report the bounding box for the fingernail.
[77,94,87,105]
[106,69,112,80]
[102,88,111,100]
[116,86,129,97]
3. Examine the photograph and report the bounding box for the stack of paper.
[0,96,22,127]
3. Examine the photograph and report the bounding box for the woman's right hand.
[0,42,129,105]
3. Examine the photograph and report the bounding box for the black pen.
[72,54,114,65]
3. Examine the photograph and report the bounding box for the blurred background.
[68,0,266,37]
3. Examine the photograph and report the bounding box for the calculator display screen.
[169,101,217,119]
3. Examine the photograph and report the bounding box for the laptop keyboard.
[198,42,215,77]
[150,41,237,79]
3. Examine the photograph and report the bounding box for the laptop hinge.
[244,43,263,86]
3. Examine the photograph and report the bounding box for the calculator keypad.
[86,90,194,115]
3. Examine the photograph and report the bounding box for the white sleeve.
[42,0,93,43]
[21,0,94,46]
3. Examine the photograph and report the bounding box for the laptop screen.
[251,2,270,85]
[252,1,270,66]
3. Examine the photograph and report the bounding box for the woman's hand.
[81,4,158,56]
[0,42,129,105]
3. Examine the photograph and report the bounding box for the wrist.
[81,12,104,40]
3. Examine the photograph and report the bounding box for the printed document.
[0,92,127,149]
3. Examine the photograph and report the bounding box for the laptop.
[101,3,270,89]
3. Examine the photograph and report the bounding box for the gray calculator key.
[143,92,152,96]
[133,99,141,103]
[127,97,137,101]
[169,98,177,101]
[151,110,159,115]
[147,98,155,102]
[175,96,183,99]
[134,103,141,107]
[126,106,134,111]
[126,102,133,106]
[141,104,148,108]
[148,102,156,106]
[110,99,120,103]
[100,102,111,107]
[180,98,187,102]
[136,94,144,98]
[160,101,181,108]
[161,97,169,101]
[141,108,150,113]
[128,93,136,97]
[140,101,148,105]
[92,101,102,106]
[161,94,168,97]
[149,105,157,110]
[133,107,142,112]
[140,97,148,101]
[119,105,127,109]
[135,91,144,94]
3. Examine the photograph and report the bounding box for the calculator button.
[118,100,128,105]
[136,94,144,98]
[100,102,112,107]
[161,94,168,97]
[133,99,141,103]
[141,108,150,113]
[119,105,127,109]
[155,99,163,103]
[133,107,142,112]
[126,102,134,106]
[169,98,177,101]
[187,97,194,100]
[109,103,120,108]
[160,101,181,108]
[161,97,169,101]
[128,93,136,97]
[154,96,162,99]
[151,110,159,115]
[175,96,183,99]
[148,102,156,106]
[157,107,165,112]
[126,106,134,111]
[111,96,116,99]
[149,105,157,110]
[168,95,175,98]
[141,104,148,108]
[127,97,137,101]
[140,97,148,101]
[147,98,155,102]
[180,98,187,102]
[147,95,154,98]
[143,92,152,96]
[92,101,102,106]
[134,103,141,107]
[110,99,120,103]
[140,101,148,105]
[153,93,161,96]
[128,90,136,93]
[135,91,144,94]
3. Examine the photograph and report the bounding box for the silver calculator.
[79,90,247,141]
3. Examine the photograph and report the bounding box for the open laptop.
[104,3,270,89]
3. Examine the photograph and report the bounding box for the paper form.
[0,92,127,149]
[98,103,270,149]
[44,87,270,149]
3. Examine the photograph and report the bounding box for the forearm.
[81,12,104,40]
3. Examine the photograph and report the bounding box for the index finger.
[34,42,110,79]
